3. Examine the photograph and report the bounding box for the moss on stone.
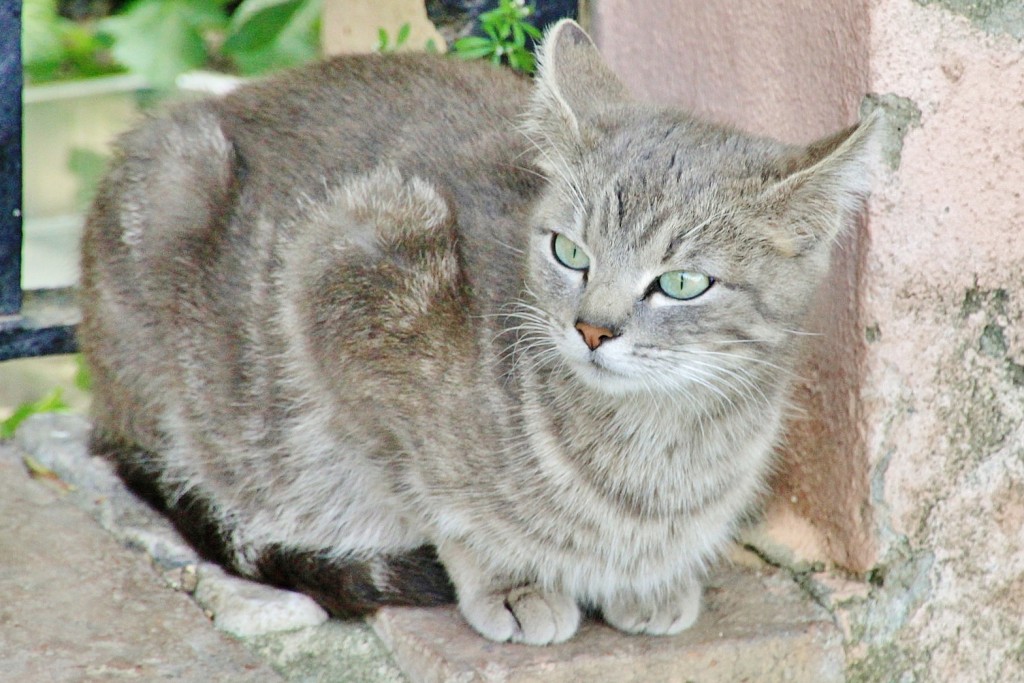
[979,322,1007,357]
[840,542,935,682]
[846,642,921,683]
[961,286,1009,318]
[915,0,1024,40]
[860,94,922,170]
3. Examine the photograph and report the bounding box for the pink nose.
[575,322,616,350]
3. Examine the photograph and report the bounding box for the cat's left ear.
[525,20,631,169]
[762,112,883,256]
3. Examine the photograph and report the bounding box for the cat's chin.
[565,358,652,397]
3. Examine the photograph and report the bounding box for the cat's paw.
[458,586,580,645]
[602,583,702,636]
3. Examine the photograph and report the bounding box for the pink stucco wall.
[591,0,1024,678]
[592,0,877,572]
[590,0,869,143]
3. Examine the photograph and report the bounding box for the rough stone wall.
[842,0,1024,679]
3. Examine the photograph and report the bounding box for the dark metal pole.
[0,0,23,317]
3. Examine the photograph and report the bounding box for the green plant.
[73,354,93,392]
[375,22,439,54]
[0,388,70,439]
[220,0,322,77]
[376,22,411,53]
[0,357,90,440]
[98,0,230,88]
[23,0,124,83]
[452,0,542,74]
[23,0,323,87]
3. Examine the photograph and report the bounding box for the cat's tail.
[254,544,455,617]
[92,430,454,616]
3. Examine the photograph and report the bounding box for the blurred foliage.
[23,0,124,83]
[221,0,322,76]
[375,22,412,53]
[23,0,323,88]
[375,22,439,54]
[0,388,70,439]
[452,0,541,74]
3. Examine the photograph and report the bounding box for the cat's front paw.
[458,585,580,645]
[602,583,702,636]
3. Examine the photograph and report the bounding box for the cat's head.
[516,20,879,398]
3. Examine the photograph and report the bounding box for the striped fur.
[78,21,878,644]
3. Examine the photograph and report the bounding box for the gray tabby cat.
[78,20,877,645]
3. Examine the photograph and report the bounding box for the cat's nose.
[575,321,617,350]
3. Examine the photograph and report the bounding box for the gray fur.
[78,20,879,644]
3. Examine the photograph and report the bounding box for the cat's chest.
[523,400,740,515]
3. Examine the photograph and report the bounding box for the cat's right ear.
[761,112,882,257]
[524,20,630,170]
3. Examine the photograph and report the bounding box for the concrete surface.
[2,414,407,683]
[0,441,279,682]
[1,413,845,682]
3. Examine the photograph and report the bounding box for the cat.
[78,19,878,645]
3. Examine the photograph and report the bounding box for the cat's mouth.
[569,360,645,396]
[563,346,642,394]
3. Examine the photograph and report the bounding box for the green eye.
[552,233,590,271]
[657,270,713,300]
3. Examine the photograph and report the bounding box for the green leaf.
[522,22,543,39]
[223,0,303,53]
[100,0,228,88]
[22,0,64,73]
[446,0,540,73]
[223,0,321,76]
[1,389,70,440]
[453,36,491,50]
[74,355,93,392]
[452,37,494,60]
[396,22,411,48]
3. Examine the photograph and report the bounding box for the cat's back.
[82,52,532,300]
[216,54,531,205]
[79,53,533,452]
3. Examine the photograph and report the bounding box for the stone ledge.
[0,439,279,682]
[6,413,846,682]
[371,563,843,683]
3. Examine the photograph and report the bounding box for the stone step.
[3,414,845,682]
[372,561,843,683]
[0,441,278,682]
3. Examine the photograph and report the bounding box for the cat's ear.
[762,112,883,256]
[524,19,630,169]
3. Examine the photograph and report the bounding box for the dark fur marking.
[615,183,626,230]
[90,431,238,569]
[719,281,783,323]
[255,545,455,618]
